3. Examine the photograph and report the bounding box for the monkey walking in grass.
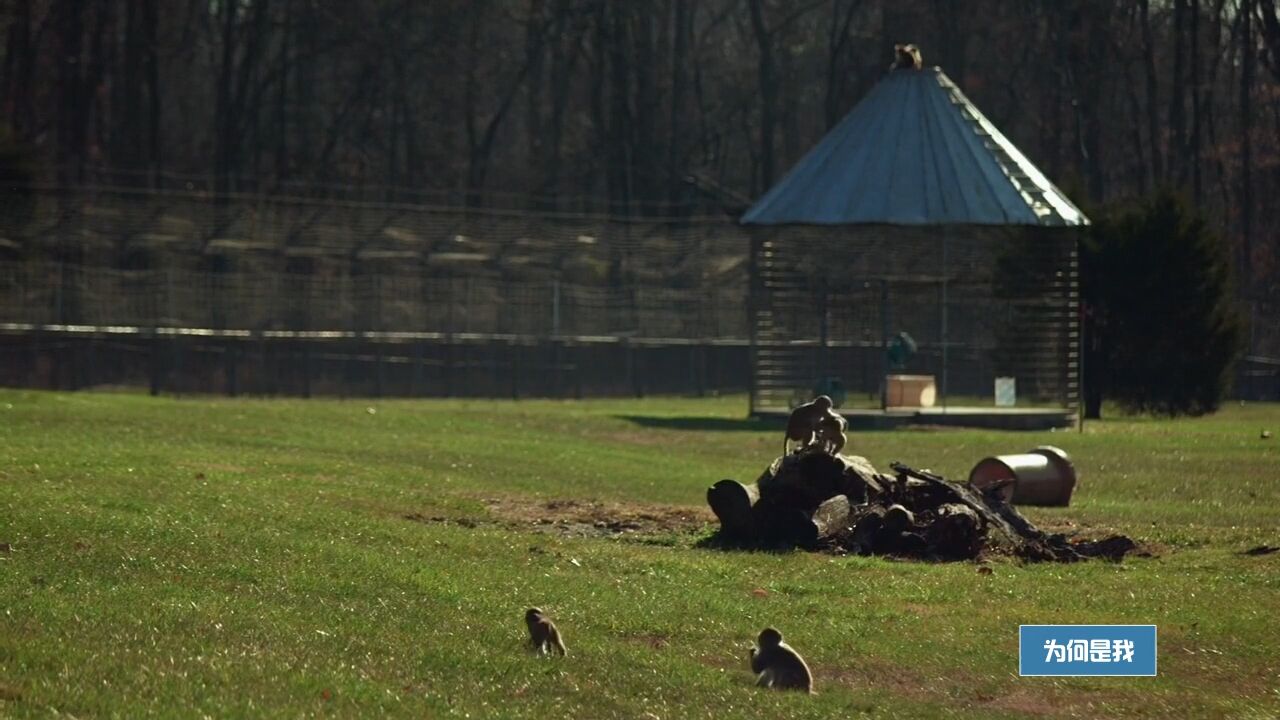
[750,628,814,693]
[525,608,568,656]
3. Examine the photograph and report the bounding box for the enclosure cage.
[745,224,1080,418]
[739,63,1088,427]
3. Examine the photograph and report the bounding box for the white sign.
[995,377,1017,407]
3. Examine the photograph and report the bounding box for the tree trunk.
[465,2,540,208]
[1169,0,1187,184]
[607,1,633,215]
[215,0,237,196]
[55,0,86,185]
[294,0,315,181]
[142,0,161,183]
[118,0,144,175]
[824,0,858,130]
[543,0,578,210]
[1242,0,1255,293]
[1139,0,1163,183]
[1190,0,1202,201]
[276,0,292,183]
[525,0,546,208]
[1085,10,1106,202]
[1,0,34,135]
[588,2,608,211]
[634,7,656,214]
[747,0,777,188]
[667,0,692,207]
[84,0,110,175]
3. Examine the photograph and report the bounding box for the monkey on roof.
[892,43,923,71]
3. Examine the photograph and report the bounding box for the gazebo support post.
[880,278,890,410]
[941,226,949,412]
[747,232,762,417]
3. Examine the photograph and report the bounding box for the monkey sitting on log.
[814,412,848,455]
[750,627,814,693]
[784,395,837,456]
[525,608,568,656]
[891,43,923,71]
[784,395,848,457]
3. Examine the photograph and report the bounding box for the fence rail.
[6,185,1269,403]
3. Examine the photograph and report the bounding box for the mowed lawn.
[1,390,1278,719]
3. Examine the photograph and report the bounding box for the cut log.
[777,494,851,548]
[884,504,915,533]
[925,503,983,559]
[706,479,759,539]
[891,462,1022,545]
[887,531,929,556]
[849,505,886,555]
[706,458,1135,563]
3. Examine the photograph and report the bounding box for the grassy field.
[1,390,1278,719]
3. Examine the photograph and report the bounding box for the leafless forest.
[2,0,1277,292]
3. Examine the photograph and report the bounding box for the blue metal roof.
[741,68,1088,227]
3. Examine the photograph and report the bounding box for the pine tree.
[1083,190,1244,416]
[0,125,38,239]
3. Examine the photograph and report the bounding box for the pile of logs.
[706,448,1136,563]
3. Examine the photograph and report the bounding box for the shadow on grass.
[693,531,798,554]
[614,415,780,432]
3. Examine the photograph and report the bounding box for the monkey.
[749,627,814,693]
[814,411,848,455]
[891,43,923,71]
[525,608,568,657]
[783,395,835,456]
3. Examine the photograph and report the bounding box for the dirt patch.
[403,496,713,540]
[487,496,714,537]
[827,660,1144,718]
[999,518,1164,561]
[979,688,1072,718]
[620,632,671,650]
[824,661,936,704]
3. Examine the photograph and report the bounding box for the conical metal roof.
[741,67,1088,227]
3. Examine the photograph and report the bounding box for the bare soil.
[403,495,714,539]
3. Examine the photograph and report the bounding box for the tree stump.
[706,479,759,539]
[758,450,875,512]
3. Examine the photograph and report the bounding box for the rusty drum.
[968,445,1077,507]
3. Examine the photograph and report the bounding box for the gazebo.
[741,64,1088,429]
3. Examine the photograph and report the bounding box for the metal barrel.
[968,445,1077,506]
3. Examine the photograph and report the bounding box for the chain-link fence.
[1,185,748,337]
[1,185,1084,410]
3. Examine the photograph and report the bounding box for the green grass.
[1,390,1278,719]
